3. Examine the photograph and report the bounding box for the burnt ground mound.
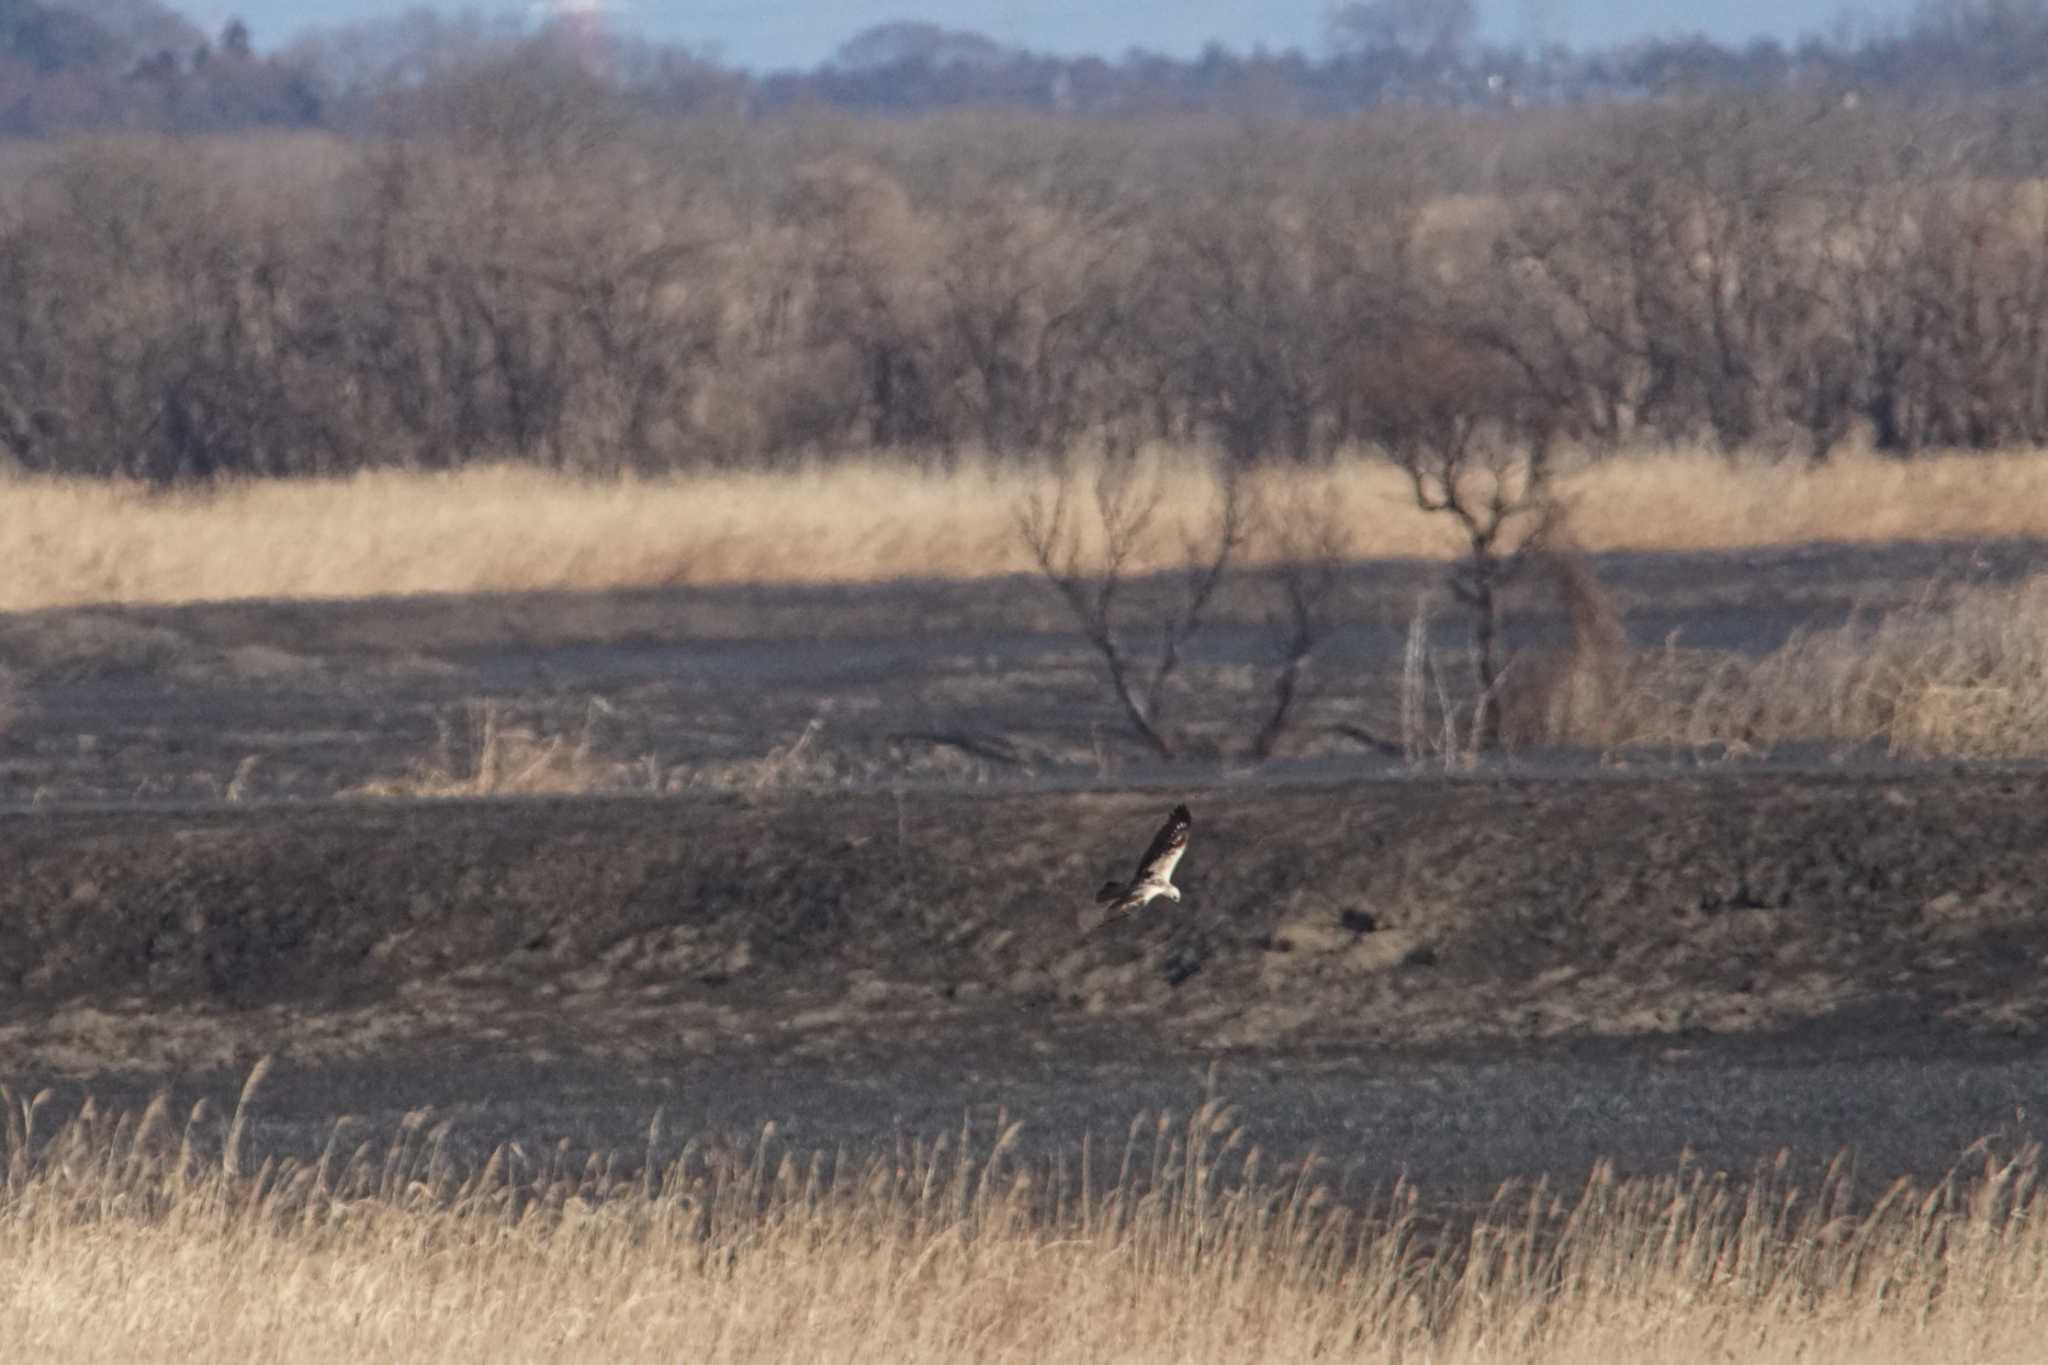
[6,769,2048,1196]
[4,768,2047,1064]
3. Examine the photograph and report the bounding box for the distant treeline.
[15,0,2048,134]
[11,67,2048,484]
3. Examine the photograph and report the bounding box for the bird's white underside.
[1110,880,1180,913]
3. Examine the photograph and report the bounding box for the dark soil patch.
[4,770,2046,1066]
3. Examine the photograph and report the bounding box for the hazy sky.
[221,1,1915,69]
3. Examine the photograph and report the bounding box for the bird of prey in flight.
[1090,804,1192,923]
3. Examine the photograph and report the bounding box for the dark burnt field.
[0,536,2040,804]
[5,771,2048,1203]
[3,539,2048,1208]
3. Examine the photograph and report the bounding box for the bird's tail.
[1096,881,1125,904]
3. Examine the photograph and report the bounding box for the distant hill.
[0,0,203,75]
[0,0,2022,133]
[54,0,201,61]
[0,0,114,72]
[0,0,315,131]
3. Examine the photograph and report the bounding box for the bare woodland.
[3,65,2048,486]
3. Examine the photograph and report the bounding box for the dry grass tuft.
[9,447,2048,611]
[346,704,1001,799]
[1498,545,1633,750]
[344,700,641,799]
[6,1071,2048,1362]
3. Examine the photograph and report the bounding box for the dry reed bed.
[1633,574,2048,759]
[9,447,2048,612]
[6,1066,2048,1362]
[1484,572,2048,762]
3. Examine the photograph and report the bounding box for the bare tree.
[1248,493,1351,761]
[0,136,336,483]
[1017,457,1246,760]
[1358,334,1562,751]
[1139,146,1422,467]
[931,170,1137,456]
[773,156,948,456]
[1483,98,1836,457]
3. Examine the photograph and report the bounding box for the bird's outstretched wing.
[1128,803,1192,886]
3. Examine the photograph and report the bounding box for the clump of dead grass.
[1497,546,1633,751]
[347,704,1003,799]
[6,1067,2048,1363]
[344,699,642,799]
[10,446,2048,612]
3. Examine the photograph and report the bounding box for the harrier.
[1091,803,1192,921]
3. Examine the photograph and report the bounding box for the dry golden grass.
[10,446,2048,611]
[7,1067,2048,1362]
[341,703,994,799]
[341,699,652,799]
[1576,574,2048,760]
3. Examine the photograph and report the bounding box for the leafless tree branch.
[1249,490,1350,761]
[1360,333,1562,751]
[1016,457,1249,760]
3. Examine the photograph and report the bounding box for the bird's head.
[1164,886,1183,903]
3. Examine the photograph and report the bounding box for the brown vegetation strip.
[9,448,2048,610]
[4,1071,2046,1363]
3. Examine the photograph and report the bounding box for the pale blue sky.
[218,1,1914,69]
